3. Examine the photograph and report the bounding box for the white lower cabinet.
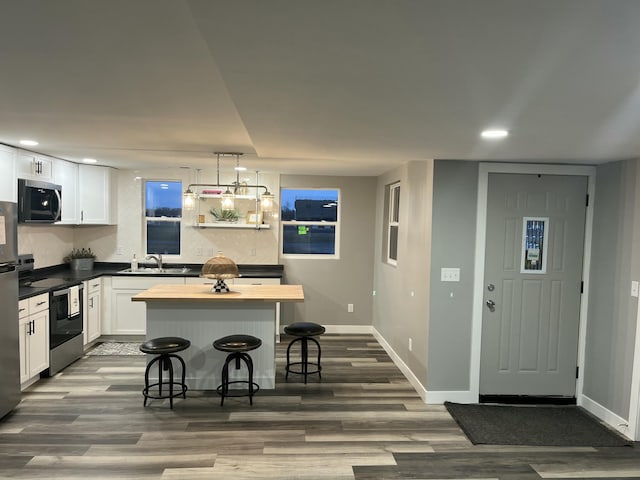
[83,278,102,345]
[109,277,185,335]
[18,293,50,385]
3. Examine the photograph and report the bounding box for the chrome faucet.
[145,254,163,270]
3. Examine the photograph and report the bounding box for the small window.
[144,180,182,255]
[386,182,400,265]
[281,188,340,257]
[521,217,548,273]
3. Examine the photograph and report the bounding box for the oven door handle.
[52,284,84,296]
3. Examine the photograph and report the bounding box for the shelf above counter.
[195,222,270,229]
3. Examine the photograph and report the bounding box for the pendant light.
[220,188,235,210]
[218,153,235,210]
[183,187,196,210]
[260,192,274,213]
[181,152,273,221]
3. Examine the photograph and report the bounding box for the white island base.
[146,302,277,390]
[133,284,305,391]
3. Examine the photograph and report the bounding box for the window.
[281,188,340,257]
[387,182,400,265]
[145,180,182,255]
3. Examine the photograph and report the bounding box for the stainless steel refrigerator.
[0,201,20,419]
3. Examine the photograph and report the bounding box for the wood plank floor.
[1,334,639,479]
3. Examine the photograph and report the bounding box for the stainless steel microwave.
[17,178,62,223]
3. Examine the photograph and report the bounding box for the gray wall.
[373,160,433,386]
[279,175,377,327]
[584,160,640,419]
[427,161,478,391]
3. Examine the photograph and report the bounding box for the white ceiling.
[1,0,640,176]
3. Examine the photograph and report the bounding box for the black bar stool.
[284,322,325,384]
[139,336,190,409]
[213,334,262,406]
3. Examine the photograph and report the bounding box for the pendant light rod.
[186,151,269,193]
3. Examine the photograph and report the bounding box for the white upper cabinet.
[52,159,79,224]
[78,164,117,225]
[0,144,17,202]
[16,150,53,182]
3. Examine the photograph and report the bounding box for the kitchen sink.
[118,267,192,275]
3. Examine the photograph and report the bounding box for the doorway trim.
[470,163,596,402]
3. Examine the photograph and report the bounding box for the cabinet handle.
[19,308,26,313]
[89,298,94,308]
[27,321,32,335]
[92,283,100,288]
[31,320,35,335]
[36,301,46,306]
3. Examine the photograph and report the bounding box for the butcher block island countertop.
[132,283,304,303]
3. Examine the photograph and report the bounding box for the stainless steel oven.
[45,283,84,376]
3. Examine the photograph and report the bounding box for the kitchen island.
[132,284,304,390]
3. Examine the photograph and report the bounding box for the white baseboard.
[323,325,374,335]
[425,390,476,404]
[580,394,633,440]
[372,327,428,402]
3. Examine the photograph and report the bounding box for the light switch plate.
[632,280,639,298]
[441,267,460,282]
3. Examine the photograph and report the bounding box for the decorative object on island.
[182,152,275,220]
[64,247,96,271]
[201,253,239,293]
[209,207,240,223]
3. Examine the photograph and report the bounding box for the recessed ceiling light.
[19,139,39,146]
[82,158,98,164]
[481,129,509,139]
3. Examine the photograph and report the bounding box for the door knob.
[486,299,496,312]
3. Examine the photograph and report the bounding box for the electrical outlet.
[441,267,461,282]
[409,338,412,352]
[250,248,256,256]
[347,303,354,313]
[632,281,639,298]
[196,247,203,257]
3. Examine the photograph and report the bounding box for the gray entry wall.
[584,160,640,420]
[427,161,478,392]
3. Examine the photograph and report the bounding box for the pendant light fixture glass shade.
[183,188,196,210]
[221,189,235,210]
[260,191,274,213]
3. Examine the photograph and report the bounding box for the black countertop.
[18,262,283,300]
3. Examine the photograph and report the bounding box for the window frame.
[143,179,183,257]
[280,187,341,259]
[386,181,400,266]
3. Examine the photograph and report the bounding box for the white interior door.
[480,173,587,398]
